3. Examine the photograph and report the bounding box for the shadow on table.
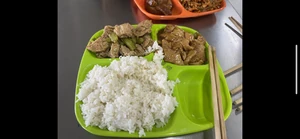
[130,0,217,30]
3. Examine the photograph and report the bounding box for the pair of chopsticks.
[225,16,242,39]
[232,85,243,113]
[223,62,242,96]
[208,46,227,139]
[224,63,243,113]
[233,97,243,112]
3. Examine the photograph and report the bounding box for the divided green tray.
[74,24,232,138]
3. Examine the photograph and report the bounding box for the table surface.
[58,0,243,139]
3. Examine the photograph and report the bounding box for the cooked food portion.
[87,21,206,65]
[86,20,154,58]
[158,24,206,65]
[145,0,173,15]
[179,0,222,12]
[134,19,153,37]
[77,42,179,137]
[114,23,134,38]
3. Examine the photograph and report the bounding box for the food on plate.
[157,24,206,65]
[179,0,222,12]
[86,20,207,66]
[145,0,173,15]
[86,20,154,58]
[77,41,179,137]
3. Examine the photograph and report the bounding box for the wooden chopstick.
[224,23,242,39]
[230,17,242,29]
[224,63,242,77]
[236,105,243,111]
[230,84,242,96]
[208,45,221,139]
[212,47,227,139]
[209,46,227,139]
[233,97,242,105]
[229,16,242,33]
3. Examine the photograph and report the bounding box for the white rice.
[76,41,179,137]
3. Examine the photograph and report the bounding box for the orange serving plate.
[133,0,226,20]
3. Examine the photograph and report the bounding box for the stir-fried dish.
[145,0,173,15]
[158,24,206,65]
[86,20,154,58]
[179,0,222,12]
[87,20,207,66]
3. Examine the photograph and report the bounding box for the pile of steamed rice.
[76,41,179,137]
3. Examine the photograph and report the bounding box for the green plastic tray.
[74,24,232,138]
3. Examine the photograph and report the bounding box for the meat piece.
[157,25,175,44]
[95,48,110,58]
[161,26,185,41]
[164,24,175,33]
[86,37,110,52]
[184,50,197,64]
[162,39,172,49]
[184,32,194,42]
[114,23,134,38]
[145,0,173,15]
[180,49,187,60]
[172,39,193,51]
[197,35,206,45]
[108,42,120,58]
[155,1,173,15]
[162,40,184,65]
[134,20,153,37]
[102,25,115,38]
[160,32,177,42]
[120,45,136,56]
[171,27,185,37]
[190,39,206,64]
[134,44,145,56]
[181,39,194,51]
[141,35,154,49]
[170,41,181,51]
[163,48,184,65]
[163,40,187,62]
